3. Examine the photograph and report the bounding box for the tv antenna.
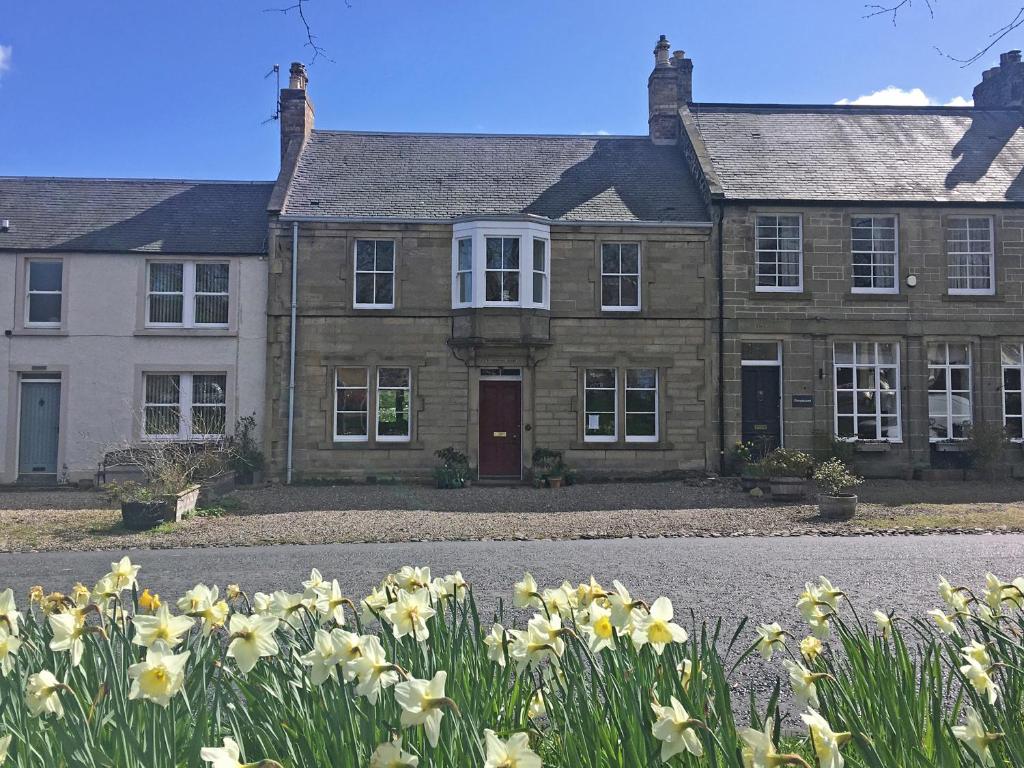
[262,64,281,125]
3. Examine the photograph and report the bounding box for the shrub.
[813,457,864,497]
[760,447,815,478]
[531,448,574,484]
[228,414,265,478]
[434,447,470,489]
[965,421,1009,480]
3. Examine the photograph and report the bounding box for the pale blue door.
[18,381,60,476]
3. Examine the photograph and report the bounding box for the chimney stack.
[973,50,1024,108]
[280,62,315,163]
[648,36,693,144]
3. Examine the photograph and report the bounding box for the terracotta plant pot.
[769,476,806,501]
[817,493,857,521]
[547,475,564,489]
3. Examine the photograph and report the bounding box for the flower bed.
[0,560,1021,766]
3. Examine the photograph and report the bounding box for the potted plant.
[732,441,767,491]
[229,414,265,486]
[761,448,815,501]
[532,448,573,489]
[434,447,470,489]
[813,457,863,520]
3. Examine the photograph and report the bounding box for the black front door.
[741,366,781,450]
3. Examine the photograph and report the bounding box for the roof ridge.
[690,102,995,113]
[0,175,274,185]
[310,128,647,140]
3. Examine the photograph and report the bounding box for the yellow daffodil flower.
[483,729,542,768]
[25,670,65,719]
[800,710,850,768]
[952,707,1000,767]
[138,588,161,612]
[178,585,229,636]
[369,736,419,768]
[226,584,242,601]
[70,582,90,609]
[0,589,22,637]
[755,623,787,660]
[632,597,687,655]
[0,627,22,677]
[651,696,704,761]
[800,635,823,663]
[127,644,190,707]
[382,588,436,641]
[302,568,326,591]
[513,573,542,610]
[484,623,506,668]
[348,635,399,704]
[394,670,450,748]
[395,566,432,593]
[132,604,193,649]
[311,579,349,627]
[227,614,280,675]
[783,660,822,710]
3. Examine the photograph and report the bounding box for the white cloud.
[836,86,972,107]
[0,45,11,77]
[580,129,611,136]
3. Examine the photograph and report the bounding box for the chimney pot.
[654,35,671,67]
[974,50,1024,107]
[288,61,308,90]
[673,50,686,61]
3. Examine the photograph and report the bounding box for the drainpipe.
[715,201,726,475]
[286,221,298,484]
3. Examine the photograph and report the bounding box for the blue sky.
[1,0,1021,180]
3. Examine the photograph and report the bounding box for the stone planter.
[818,493,858,521]
[198,471,236,505]
[120,484,200,530]
[769,476,806,501]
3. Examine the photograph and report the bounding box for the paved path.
[4,534,1022,629]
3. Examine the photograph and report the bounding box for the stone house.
[0,178,271,484]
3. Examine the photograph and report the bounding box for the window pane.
[458,238,473,271]
[620,245,639,273]
[195,263,229,293]
[585,389,615,412]
[337,368,367,388]
[377,390,410,437]
[337,413,368,437]
[339,388,367,410]
[355,274,375,305]
[533,239,546,272]
[741,342,778,362]
[585,369,615,388]
[145,406,180,436]
[586,413,616,437]
[1002,344,1022,367]
[356,240,375,271]
[625,413,656,437]
[378,368,409,387]
[626,390,656,411]
[29,261,62,291]
[533,273,545,303]
[146,375,180,404]
[486,238,503,269]
[834,343,853,365]
[28,294,62,324]
[192,406,225,435]
[620,277,639,307]
[626,368,656,388]
[502,272,519,302]
[375,241,395,271]
[601,277,619,307]
[149,263,183,292]
[485,272,502,302]
[193,374,226,405]
[459,272,472,303]
[374,274,394,305]
[503,238,520,269]
[1005,368,1022,392]
[149,295,183,324]
[601,245,620,274]
[195,294,228,325]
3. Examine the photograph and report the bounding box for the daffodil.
[382,588,436,641]
[369,737,419,768]
[348,635,399,704]
[755,623,786,660]
[227,614,280,675]
[676,658,706,689]
[107,556,140,592]
[25,670,65,718]
[939,576,969,613]
[252,592,272,615]
[961,641,991,668]
[0,733,11,763]
[300,629,347,686]
[484,623,507,667]
[0,627,22,677]
[483,729,542,768]
[607,580,638,629]
[441,571,468,602]
[959,657,1000,704]
[132,604,193,649]
[581,601,616,653]
[872,610,892,639]
[541,583,575,617]
[651,696,704,761]
[739,720,781,768]
[70,582,90,608]
[312,579,349,626]
[800,635,823,663]
[800,710,849,768]
[632,597,687,655]
[128,644,190,707]
[783,660,822,710]
[361,586,390,624]
[394,670,451,748]
[271,590,313,628]
[303,568,326,591]
[928,608,959,636]
[576,576,606,607]
[178,585,229,636]
[48,613,90,668]
[528,689,546,720]
[952,707,999,767]
[201,737,243,767]
[982,573,1005,613]
[138,588,161,612]
[0,589,22,637]
[513,573,542,609]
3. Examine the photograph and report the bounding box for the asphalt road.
[3,534,1022,629]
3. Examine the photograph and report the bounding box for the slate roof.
[280,130,710,222]
[690,104,1024,203]
[0,177,273,254]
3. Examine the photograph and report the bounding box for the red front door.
[479,380,522,478]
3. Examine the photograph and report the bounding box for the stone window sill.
[931,441,968,452]
[852,441,897,453]
[11,328,68,337]
[570,440,675,451]
[135,328,237,338]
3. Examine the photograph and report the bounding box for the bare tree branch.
[264,0,337,64]
[936,6,1024,67]
[863,0,934,26]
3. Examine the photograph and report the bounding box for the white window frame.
[583,368,618,443]
[833,341,902,443]
[456,237,473,305]
[24,258,64,328]
[624,368,659,443]
[142,372,227,441]
[1002,343,1024,443]
[927,343,973,442]
[375,367,412,443]
[146,261,230,329]
[755,214,803,293]
[850,215,899,294]
[484,236,522,305]
[333,367,370,443]
[353,239,396,310]
[451,220,551,309]
[600,242,642,311]
[946,216,995,296]
[531,238,549,308]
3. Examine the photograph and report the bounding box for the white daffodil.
[528,689,546,720]
[797,581,835,638]
[394,670,450,748]
[252,592,273,616]
[576,576,607,607]
[300,629,347,686]
[132,604,194,649]
[0,589,22,637]
[739,720,780,768]
[800,635,823,663]
[632,597,688,655]
[801,709,849,768]
[48,613,89,668]
[127,644,190,707]
[783,660,821,710]
[961,641,991,668]
[178,585,229,636]
[200,737,243,768]
[939,576,969,613]
[952,707,998,767]
[676,658,707,690]
[651,696,704,761]
[816,578,844,610]
[361,586,390,625]
[382,588,436,641]
[107,556,140,592]
[369,736,419,768]
[755,623,786,660]
[540,584,575,618]
[513,573,542,610]
[25,670,65,719]
[0,627,22,677]
[271,590,313,628]
[982,573,1005,613]
[581,601,616,653]
[331,628,364,681]
[310,579,349,627]
[928,608,959,636]
[226,614,280,675]
[607,580,637,630]
[872,610,892,639]
[960,657,1000,705]
[483,729,542,768]
[484,623,507,667]
[0,733,11,763]
[302,568,326,591]
[393,566,432,593]
[442,571,468,603]
[348,635,399,705]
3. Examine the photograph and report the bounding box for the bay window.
[147,261,230,327]
[1002,343,1024,441]
[485,237,520,303]
[833,342,901,441]
[143,372,227,440]
[927,343,972,441]
[451,220,550,309]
